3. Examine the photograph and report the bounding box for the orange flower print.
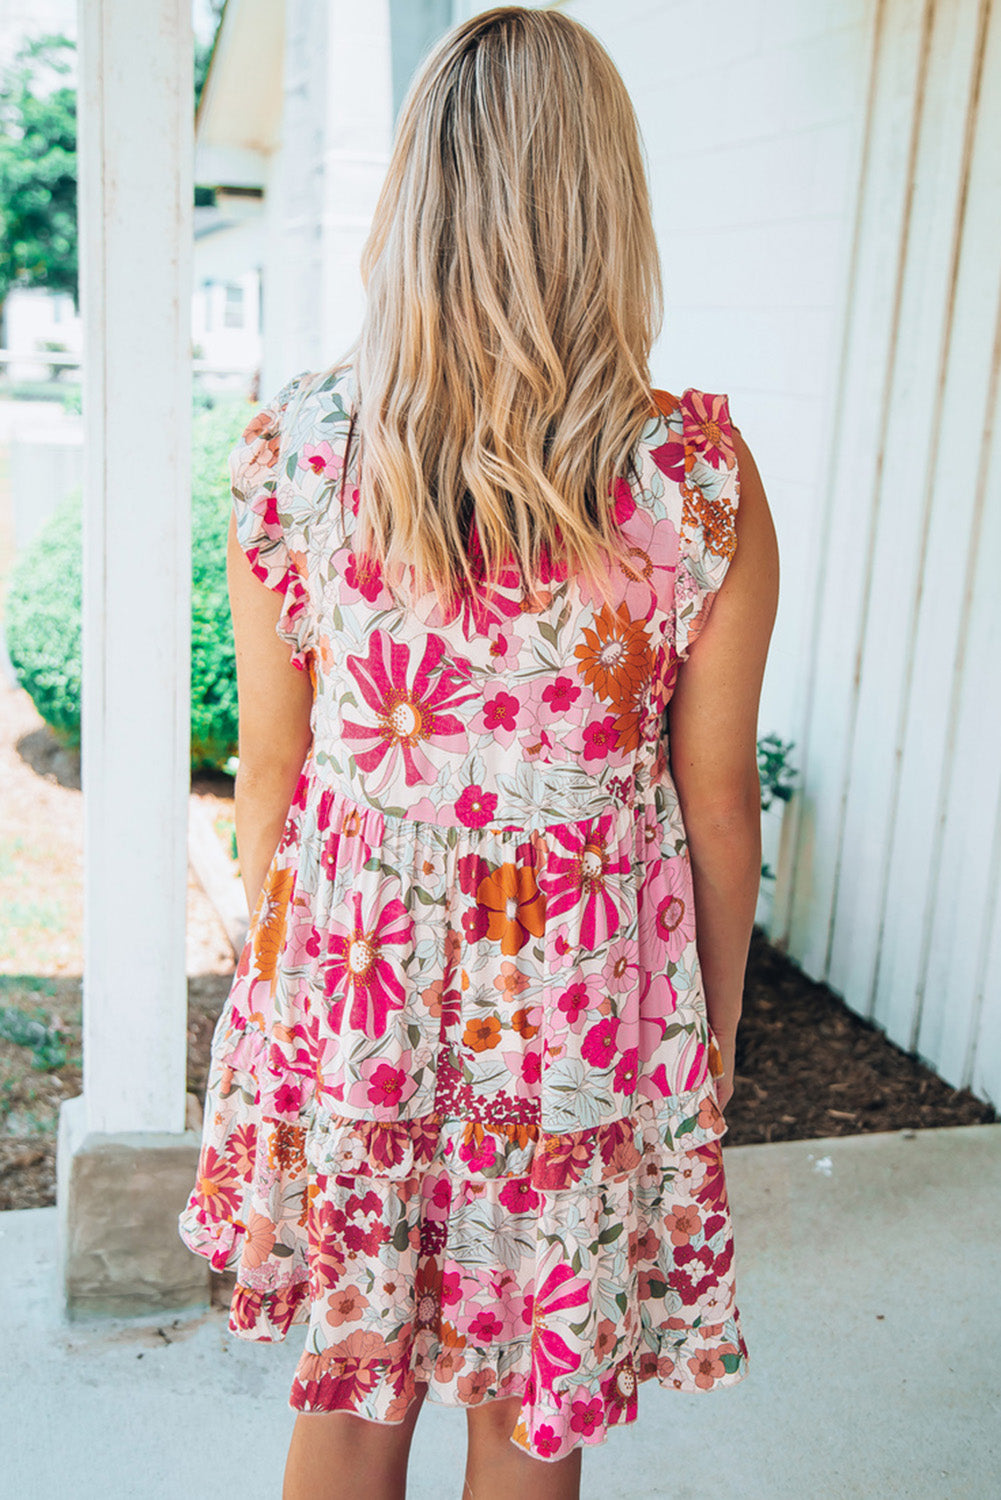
[476,862,547,955]
[573,602,651,705]
[681,484,737,562]
[267,1121,307,1175]
[463,1015,502,1052]
[511,1007,539,1039]
[324,1285,370,1328]
[240,407,281,470]
[251,865,295,982]
[687,1348,728,1390]
[239,1210,277,1269]
[663,1204,701,1247]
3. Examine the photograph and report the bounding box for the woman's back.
[178,6,778,1488]
[179,361,754,1460]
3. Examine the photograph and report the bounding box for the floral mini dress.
[178,364,749,1462]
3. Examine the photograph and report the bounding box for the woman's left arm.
[227,512,314,914]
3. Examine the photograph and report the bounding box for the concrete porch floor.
[2,1124,999,1499]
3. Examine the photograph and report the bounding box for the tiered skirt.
[179,761,748,1461]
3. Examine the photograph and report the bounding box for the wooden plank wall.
[562,0,1001,1106]
[782,0,1001,1106]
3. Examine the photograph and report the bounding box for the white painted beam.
[78,0,193,1136]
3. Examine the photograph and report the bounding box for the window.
[224,283,245,330]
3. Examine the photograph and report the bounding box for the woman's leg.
[283,1386,427,1500]
[463,1397,582,1500]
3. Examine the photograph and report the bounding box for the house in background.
[197,0,1001,1112]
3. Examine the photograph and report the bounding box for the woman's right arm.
[666,430,779,1111]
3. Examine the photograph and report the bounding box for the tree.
[194,0,227,114]
[0,33,78,339]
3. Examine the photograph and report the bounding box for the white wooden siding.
[562,0,1001,1106]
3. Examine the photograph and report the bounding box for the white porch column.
[57,0,207,1316]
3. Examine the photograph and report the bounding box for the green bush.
[3,398,250,772]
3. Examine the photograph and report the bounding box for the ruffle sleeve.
[230,368,316,671]
[672,388,741,661]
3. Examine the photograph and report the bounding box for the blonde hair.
[324,5,663,610]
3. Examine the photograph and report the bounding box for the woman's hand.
[713,1028,738,1114]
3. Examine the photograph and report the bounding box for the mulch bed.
[722,928,996,1145]
[2,928,994,1213]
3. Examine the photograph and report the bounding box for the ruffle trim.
[230,369,317,672]
[304,1085,727,1188]
[178,1061,726,1281]
[286,1312,748,1463]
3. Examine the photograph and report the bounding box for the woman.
[180,8,778,1498]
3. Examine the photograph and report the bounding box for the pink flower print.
[552,923,574,961]
[544,816,631,949]
[461,903,490,942]
[541,676,581,716]
[342,631,477,791]
[457,1129,498,1174]
[422,1173,452,1223]
[343,550,384,603]
[440,1269,462,1308]
[682,388,736,469]
[613,1047,639,1094]
[570,1394,604,1437]
[638,856,696,962]
[649,428,687,485]
[522,1050,542,1085]
[298,440,341,479]
[471,690,521,747]
[582,715,618,763]
[323,883,413,1037]
[555,975,603,1032]
[580,1016,621,1068]
[532,1426,564,1459]
[611,507,678,620]
[273,1080,303,1117]
[612,477,636,525]
[499,1049,541,1100]
[498,1177,540,1214]
[530,1258,589,1388]
[486,629,518,670]
[429,543,522,636]
[455,784,498,828]
[638,969,679,1031]
[458,852,491,895]
[359,1060,418,1117]
[468,1309,504,1342]
[606,936,640,996]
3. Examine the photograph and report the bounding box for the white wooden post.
[57,0,207,1315]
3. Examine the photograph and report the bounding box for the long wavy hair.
[323,5,663,610]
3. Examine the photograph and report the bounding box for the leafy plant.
[757,733,798,812]
[0,34,78,322]
[3,397,250,771]
[757,733,798,881]
[0,1005,67,1071]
